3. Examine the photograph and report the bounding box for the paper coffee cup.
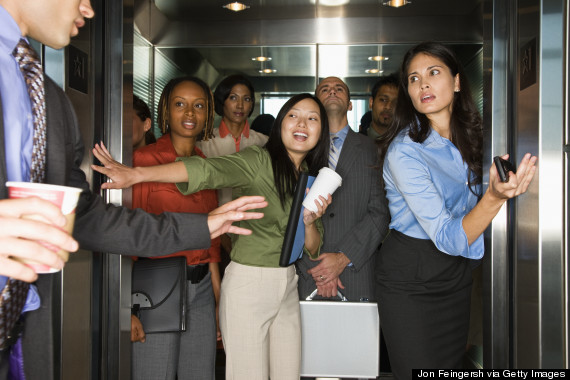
[6,182,82,273]
[302,167,342,213]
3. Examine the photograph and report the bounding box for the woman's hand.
[463,153,537,245]
[303,193,332,226]
[130,314,146,343]
[91,142,140,189]
[488,153,537,201]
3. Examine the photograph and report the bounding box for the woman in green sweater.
[93,93,331,380]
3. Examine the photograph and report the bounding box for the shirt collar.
[218,119,251,139]
[401,125,452,148]
[367,126,382,140]
[425,127,453,147]
[0,5,23,57]
[157,133,207,159]
[330,124,350,144]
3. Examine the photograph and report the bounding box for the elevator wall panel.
[60,19,95,380]
[514,0,540,368]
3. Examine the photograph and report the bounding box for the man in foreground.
[0,0,266,378]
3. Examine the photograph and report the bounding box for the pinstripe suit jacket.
[296,128,390,302]
[0,76,212,379]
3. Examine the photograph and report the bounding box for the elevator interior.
[47,0,567,378]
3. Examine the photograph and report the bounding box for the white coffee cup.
[6,181,82,273]
[302,167,342,213]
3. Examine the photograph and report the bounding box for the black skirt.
[375,230,472,380]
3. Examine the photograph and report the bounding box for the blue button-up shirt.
[383,127,484,259]
[0,4,40,311]
[0,5,34,182]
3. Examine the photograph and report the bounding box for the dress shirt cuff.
[175,155,208,195]
[23,284,41,313]
[435,217,484,259]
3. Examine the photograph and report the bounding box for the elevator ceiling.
[135,0,483,93]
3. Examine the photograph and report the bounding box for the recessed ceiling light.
[318,0,350,6]
[252,56,272,62]
[259,69,277,74]
[368,56,389,61]
[223,2,250,12]
[382,0,411,8]
[365,69,383,74]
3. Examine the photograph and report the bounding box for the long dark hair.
[378,42,483,194]
[157,76,215,141]
[266,93,330,209]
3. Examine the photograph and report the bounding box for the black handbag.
[131,257,187,333]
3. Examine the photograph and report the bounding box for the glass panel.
[145,43,482,130]
[156,45,317,94]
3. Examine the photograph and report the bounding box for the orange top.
[132,134,220,264]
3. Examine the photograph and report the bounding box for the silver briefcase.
[299,290,380,378]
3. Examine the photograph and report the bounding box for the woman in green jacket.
[93,93,332,380]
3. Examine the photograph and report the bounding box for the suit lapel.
[335,128,360,175]
[44,77,66,185]
[0,93,8,198]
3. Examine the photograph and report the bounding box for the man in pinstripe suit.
[296,76,390,303]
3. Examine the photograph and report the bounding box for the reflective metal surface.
[482,0,513,368]
[135,0,483,95]
[484,0,567,369]
[533,0,565,368]
[57,11,95,380]
[98,0,134,379]
[514,0,540,367]
[566,1,570,368]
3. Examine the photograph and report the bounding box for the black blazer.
[0,76,212,379]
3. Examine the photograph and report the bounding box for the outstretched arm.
[92,142,188,189]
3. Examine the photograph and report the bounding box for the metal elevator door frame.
[92,0,134,378]
[483,0,567,368]
[534,0,565,368]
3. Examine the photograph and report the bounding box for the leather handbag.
[131,257,187,333]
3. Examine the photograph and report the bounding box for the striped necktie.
[328,136,340,170]
[13,39,47,183]
[0,39,47,349]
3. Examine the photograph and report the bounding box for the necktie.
[0,39,47,349]
[13,39,47,183]
[328,136,340,170]
[0,279,29,349]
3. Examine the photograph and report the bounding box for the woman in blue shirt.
[375,42,537,378]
